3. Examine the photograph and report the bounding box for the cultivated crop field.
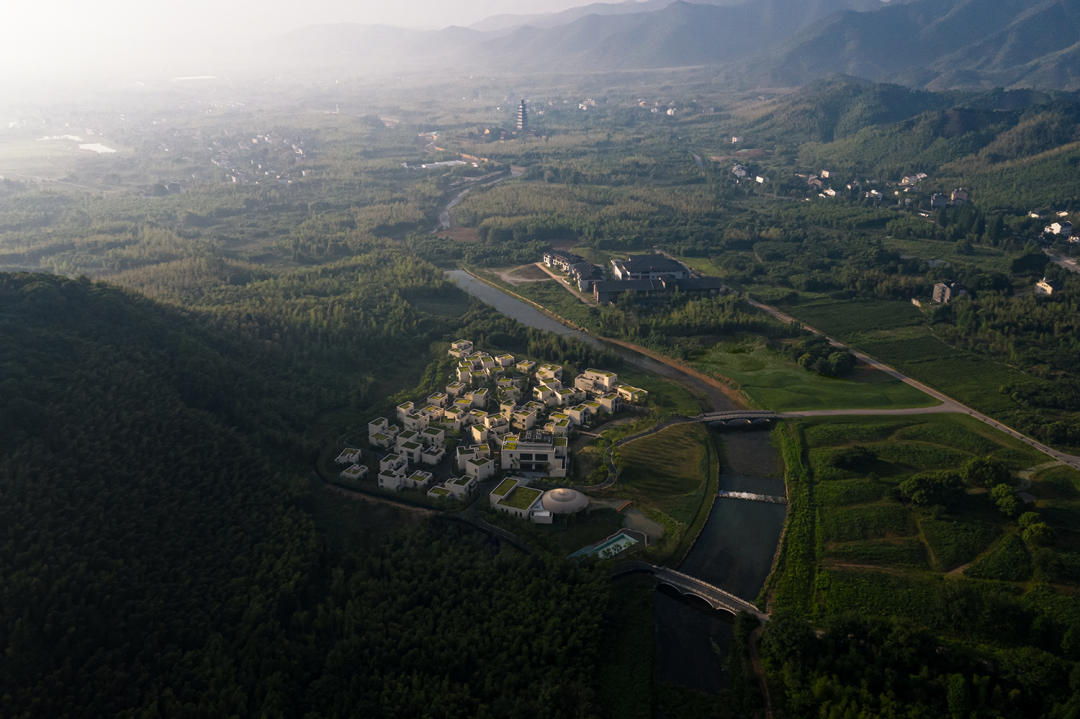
[780,298,924,338]
[769,414,1080,635]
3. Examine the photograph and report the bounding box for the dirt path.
[533,262,598,305]
[494,264,554,285]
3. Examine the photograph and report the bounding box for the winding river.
[446,270,786,694]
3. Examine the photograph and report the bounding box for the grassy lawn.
[691,340,937,411]
[618,367,706,417]
[621,423,712,498]
[616,423,721,564]
[481,269,595,326]
[500,486,543,510]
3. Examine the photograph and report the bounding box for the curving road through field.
[745,297,1080,468]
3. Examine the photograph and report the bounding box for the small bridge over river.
[612,561,768,621]
[695,410,778,429]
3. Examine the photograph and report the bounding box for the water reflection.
[654,589,733,693]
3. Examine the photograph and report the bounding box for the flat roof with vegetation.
[430,487,451,496]
[492,478,518,496]
[452,476,473,486]
[499,486,543,510]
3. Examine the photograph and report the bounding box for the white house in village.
[445,474,476,498]
[368,418,400,448]
[489,477,550,523]
[501,430,568,477]
[574,368,619,394]
[336,448,361,465]
[615,384,648,404]
[448,339,474,358]
[339,463,368,482]
[465,456,497,481]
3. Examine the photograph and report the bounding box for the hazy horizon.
[1,0,609,87]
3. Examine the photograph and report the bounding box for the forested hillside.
[0,272,610,717]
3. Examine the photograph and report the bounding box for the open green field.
[621,423,712,498]
[618,367,706,416]
[691,341,937,411]
[480,268,595,327]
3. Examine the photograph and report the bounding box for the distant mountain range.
[274,0,1080,92]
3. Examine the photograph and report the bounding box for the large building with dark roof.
[610,255,690,280]
[593,276,727,304]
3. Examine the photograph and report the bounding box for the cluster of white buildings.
[343,339,649,499]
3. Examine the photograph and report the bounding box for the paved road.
[1044,249,1080,274]
[746,297,1080,469]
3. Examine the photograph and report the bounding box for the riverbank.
[458,267,752,409]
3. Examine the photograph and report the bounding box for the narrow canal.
[446,270,786,694]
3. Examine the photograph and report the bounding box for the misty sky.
[1,0,592,81]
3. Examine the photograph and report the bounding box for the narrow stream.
[446,270,786,695]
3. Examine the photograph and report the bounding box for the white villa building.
[489,477,551,523]
[501,430,568,477]
[335,448,361,465]
[339,463,368,482]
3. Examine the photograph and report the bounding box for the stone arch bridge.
[612,561,768,622]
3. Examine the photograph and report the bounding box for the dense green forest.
[0,271,615,718]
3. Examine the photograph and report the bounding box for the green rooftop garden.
[499,487,543,511]
[453,476,473,486]
[492,478,518,496]
[429,487,450,497]
[554,438,568,447]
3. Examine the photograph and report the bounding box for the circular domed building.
[541,487,589,515]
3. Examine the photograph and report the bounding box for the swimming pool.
[569,530,640,560]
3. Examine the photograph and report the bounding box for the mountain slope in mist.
[274,0,1080,92]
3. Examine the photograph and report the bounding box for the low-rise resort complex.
[334,340,647,512]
